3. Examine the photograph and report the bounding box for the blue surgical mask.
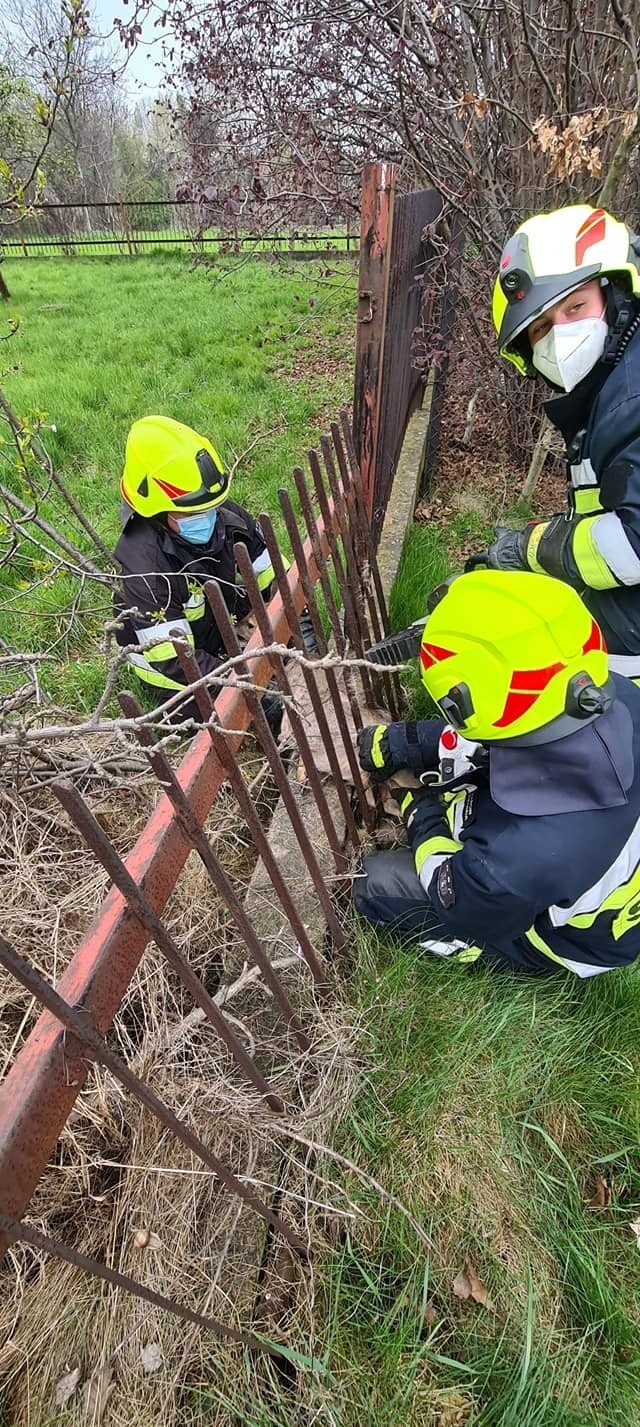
[174,508,218,544]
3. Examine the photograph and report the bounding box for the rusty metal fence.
[0,411,401,1360]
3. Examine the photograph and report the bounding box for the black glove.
[357,724,394,782]
[485,525,529,571]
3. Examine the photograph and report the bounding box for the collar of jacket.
[489,698,634,816]
[543,360,612,443]
[544,300,640,443]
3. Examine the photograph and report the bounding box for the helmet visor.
[499,264,602,356]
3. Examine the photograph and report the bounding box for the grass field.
[0,252,357,706]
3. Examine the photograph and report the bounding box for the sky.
[90,0,169,106]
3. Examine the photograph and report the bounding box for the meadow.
[0,251,356,706]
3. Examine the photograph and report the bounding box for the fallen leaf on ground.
[54,1364,81,1408]
[83,1362,114,1422]
[140,1342,163,1374]
[132,1226,161,1250]
[452,1260,492,1308]
[586,1175,610,1209]
[422,1299,439,1328]
[629,1219,640,1249]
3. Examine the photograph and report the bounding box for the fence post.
[119,193,135,256]
[352,161,396,523]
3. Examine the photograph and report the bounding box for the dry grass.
[0,723,366,1427]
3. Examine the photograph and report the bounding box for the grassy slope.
[0,253,356,706]
[315,517,640,1427]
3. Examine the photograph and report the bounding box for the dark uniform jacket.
[113,499,275,695]
[360,677,640,976]
[542,313,640,668]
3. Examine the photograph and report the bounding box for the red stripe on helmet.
[420,641,455,671]
[575,209,606,266]
[155,476,189,499]
[582,619,605,654]
[509,661,564,692]
[494,661,564,728]
[493,690,541,728]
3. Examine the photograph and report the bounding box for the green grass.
[0,252,357,706]
[317,935,640,1426]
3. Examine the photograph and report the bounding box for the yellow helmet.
[493,205,640,376]
[420,571,612,745]
[121,415,230,518]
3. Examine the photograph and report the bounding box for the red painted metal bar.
[0,527,329,1259]
[0,933,307,1255]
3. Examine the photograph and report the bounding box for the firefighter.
[354,570,640,977]
[113,415,282,723]
[472,204,640,679]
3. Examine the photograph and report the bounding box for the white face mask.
[532,316,608,392]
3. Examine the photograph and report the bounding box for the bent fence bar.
[0,411,400,1349]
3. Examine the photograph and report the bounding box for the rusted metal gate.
[352,163,452,539]
[0,413,401,1352]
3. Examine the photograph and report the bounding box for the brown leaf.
[54,1364,81,1408]
[422,1298,439,1328]
[586,1174,610,1209]
[83,1363,115,1423]
[132,1226,161,1250]
[452,1259,492,1308]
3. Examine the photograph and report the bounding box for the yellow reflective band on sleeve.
[565,856,640,940]
[526,522,547,574]
[571,516,619,590]
[400,791,414,816]
[456,945,483,964]
[573,487,604,515]
[371,725,387,769]
[255,562,276,592]
[445,790,466,834]
[126,654,185,692]
[414,834,461,876]
[185,588,206,623]
[142,640,184,664]
[525,924,571,969]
